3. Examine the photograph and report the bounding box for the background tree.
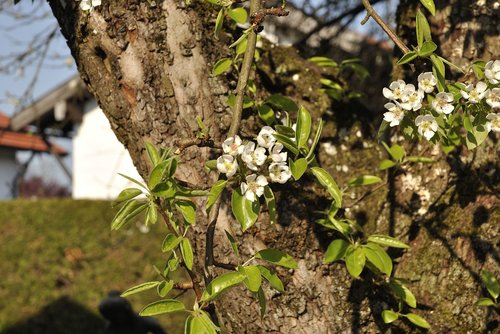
[36,0,500,332]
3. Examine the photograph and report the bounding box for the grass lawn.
[0,199,191,334]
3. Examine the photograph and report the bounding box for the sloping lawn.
[0,199,190,334]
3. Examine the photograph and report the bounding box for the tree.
[43,0,498,332]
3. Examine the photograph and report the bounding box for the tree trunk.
[47,1,499,333]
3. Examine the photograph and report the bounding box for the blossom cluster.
[216,127,292,202]
[382,60,500,141]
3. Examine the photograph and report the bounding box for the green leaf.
[345,246,366,278]
[121,281,160,297]
[347,175,382,187]
[273,133,299,156]
[212,58,232,76]
[255,249,298,269]
[296,106,312,149]
[389,281,417,308]
[176,200,197,225]
[324,239,349,263]
[225,230,239,257]
[206,180,227,212]
[363,243,393,276]
[200,271,246,302]
[146,201,158,225]
[228,7,247,24]
[162,233,183,252]
[310,167,342,207]
[305,119,324,161]
[382,310,399,324]
[407,156,435,163]
[214,8,224,36]
[139,299,185,316]
[367,234,409,249]
[231,188,260,232]
[257,288,267,319]
[180,238,194,270]
[397,51,418,65]
[111,200,148,230]
[118,173,147,191]
[145,142,161,167]
[229,28,251,48]
[475,297,495,307]
[309,56,338,68]
[112,188,143,208]
[415,9,432,47]
[263,186,277,225]
[205,159,217,171]
[481,270,500,300]
[257,265,285,292]
[148,158,177,189]
[235,35,248,56]
[418,41,437,57]
[387,144,405,161]
[275,125,296,137]
[266,94,298,112]
[405,313,431,329]
[289,158,308,181]
[431,54,446,92]
[258,104,275,125]
[419,0,436,15]
[157,280,174,297]
[379,159,396,170]
[239,265,262,293]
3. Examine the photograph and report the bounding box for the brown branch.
[361,0,410,54]
[251,7,289,32]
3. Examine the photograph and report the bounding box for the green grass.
[0,199,191,334]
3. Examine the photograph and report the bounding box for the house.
[0,111,66,199]
[9,77,143,200]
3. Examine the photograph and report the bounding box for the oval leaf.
[419,41,437,57]
[363,243,393,276]
[201,271,246,302]
[475,297,495,307]
[367,234,409,249]
[310,167,342,207]
[255,249,298,269]
[481,270,500,300]
[228,7,247,24]
[121,281,160,297]
[405,313,431,329]
[379,159,396,170]
[176,200,196,225]
[296,105,312,149]
[273,133,299,156]
[162,233,183,253]
[382,310,399,324]
[266,94,298,112]
[111,200,147,231]
[212,58,232,76]
[257,265,284,293]
[419,0,436,15]
[240,265,262,293]
[347,175,382,187]
[345,246,366,278]
[324,239,348,264]
[289,158,308,181]
[157,280,174,297]
[145,142,160,167]
[397,51,418,65]
[139,299,185,316]
[112,188,143,208]
[263,186,277,225]
[180,238,194,270]
[231,188,260,232]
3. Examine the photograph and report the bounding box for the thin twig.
[360,0,410,54]
[345,181,388,209]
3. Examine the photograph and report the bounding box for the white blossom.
[79,0,101,11]
[400,85,424,111]
[240,174,268,202]
[432,92,455,114]
[418,72,437,93]
[383,80,407,101]
[222,135,244,156]
[269,142,287,162]
[241,141,267,171]
[256,126,277,148]
[486,113,500,132]
[485,88,500,109]
[216,154,238,177]
[269,162,292,184]
[485,60,500,85]
[383,102,405,127]
[415,114,438,140]
[460,81,488,103]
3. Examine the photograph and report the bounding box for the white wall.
[73,100,144,199]
[0,149,17,200]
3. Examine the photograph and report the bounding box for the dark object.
[99,291,166,334]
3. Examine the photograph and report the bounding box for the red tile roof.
[0,112,67,155]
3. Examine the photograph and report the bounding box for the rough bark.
[47,1,499,333]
